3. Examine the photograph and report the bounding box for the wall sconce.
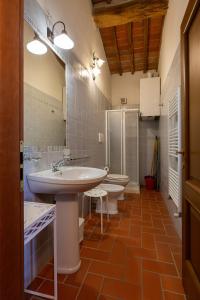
[94,52,105,68]
[91,52,105,80]
[26,33,48,55]
[47,21,74,50]
[79,66,90,79]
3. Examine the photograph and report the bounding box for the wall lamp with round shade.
[47,21,74,50]
[26,33,48,55]
[96,58,105,68]
[92,66,101,77]
[91,52,105,80]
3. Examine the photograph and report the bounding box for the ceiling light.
[47,21,74,50]
[26,33,47,55]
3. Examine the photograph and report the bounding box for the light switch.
[98,132,104,143]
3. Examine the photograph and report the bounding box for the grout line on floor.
[75,259,92,299]
[159,271,165,300]
[170,250,181,278]
[97,276,105,300]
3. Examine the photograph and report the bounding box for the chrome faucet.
[52,159,64,172]
[51,155,71,172]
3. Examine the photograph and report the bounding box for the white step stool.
[82,188,109,234]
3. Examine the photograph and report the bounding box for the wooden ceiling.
[92,0,168,75]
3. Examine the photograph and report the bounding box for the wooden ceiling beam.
[127,22,135,74]
[93,0,168,28]
[156,15,164,71]
[113,27,123,75]
[143,18,149,73]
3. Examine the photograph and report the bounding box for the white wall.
[37,0,111,101]
[111,71,147,107]
[158,0,189,87]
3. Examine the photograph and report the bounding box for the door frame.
[0,1,24,299]
[181,0,200,298]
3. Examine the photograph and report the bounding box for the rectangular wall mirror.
[24,20,66,149]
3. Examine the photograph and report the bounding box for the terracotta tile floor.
[25,190,186,300]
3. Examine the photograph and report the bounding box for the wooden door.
[181,0,200,298]
[0,1,24,299]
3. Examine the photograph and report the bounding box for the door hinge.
[20,140,24,192]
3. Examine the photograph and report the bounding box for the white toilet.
[96,183,125,214]
[104,174,129,200]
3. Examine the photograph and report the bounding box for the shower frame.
[105,109,140,186]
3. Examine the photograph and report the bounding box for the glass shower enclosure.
[105,109,139,191]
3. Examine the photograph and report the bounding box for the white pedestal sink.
[27,166,107,274]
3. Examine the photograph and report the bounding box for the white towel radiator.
[168,86,182,216]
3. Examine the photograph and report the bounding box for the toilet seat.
[107,174,129,180]
[98,183,125,194]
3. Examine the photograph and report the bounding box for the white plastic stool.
[82,188,109,234]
